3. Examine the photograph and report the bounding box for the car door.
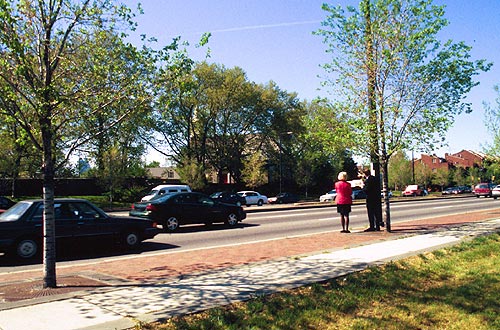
[174,193,205,224]
[245,192,257,205]
[69,201,114,239]
[53,202,81,239]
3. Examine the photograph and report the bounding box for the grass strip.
[137,232,500,330]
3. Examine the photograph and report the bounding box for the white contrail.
[204,20,322,34]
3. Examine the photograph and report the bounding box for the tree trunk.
[380,153,391,232]
[364,0,383,225]
[42,124,57,288]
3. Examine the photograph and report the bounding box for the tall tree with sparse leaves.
[0,0,155,288]
[315,0,490,230]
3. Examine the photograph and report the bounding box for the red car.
[402,185,427,197]
[473,183,495,198]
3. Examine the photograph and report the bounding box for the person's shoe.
[345,230,351,233]
[364,228,376,232]
[340,230,347,233]
[379,221,385,227]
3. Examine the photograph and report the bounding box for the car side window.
[54,203,79,220]
[198,196,214,206]
[71,202,101,220]
[30,204,44,223]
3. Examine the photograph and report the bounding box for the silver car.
[319,189,337,202]
[492,185,500,199]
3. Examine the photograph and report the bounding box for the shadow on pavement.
[0,241,178,267]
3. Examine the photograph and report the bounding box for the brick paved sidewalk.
[1,208,499,305]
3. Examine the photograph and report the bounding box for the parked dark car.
[209,191,246,206]
[0,196,15,214]
[268,192,300,204]
[0,199,160,259]
[130,192,246,232]
[442,186,460,195]
[352,189,367,200]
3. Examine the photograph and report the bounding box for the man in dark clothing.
[363,169,383,231]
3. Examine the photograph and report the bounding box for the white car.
[492,185,500,199]
[237,191,268,206]
[319,189,337,202]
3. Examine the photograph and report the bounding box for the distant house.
[445,150,485,168]
[147,167,180,180]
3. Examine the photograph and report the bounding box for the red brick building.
[414,154,449,173]
[444,150,485,168]
[414,150,485,172]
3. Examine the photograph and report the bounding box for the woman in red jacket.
[335,171,353,233]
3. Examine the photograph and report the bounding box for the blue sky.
[123,0,500,160]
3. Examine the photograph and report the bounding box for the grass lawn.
[137,232,500,330]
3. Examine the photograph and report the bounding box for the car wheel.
[15,238,38,259]
[494,196,498,200]
[123,231,140,248]
[164,216,179,232]
[225,213,239,227]
[257,199,263,206]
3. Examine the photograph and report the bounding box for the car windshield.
[0,201,31,222]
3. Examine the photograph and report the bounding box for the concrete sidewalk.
[0,214,499,330]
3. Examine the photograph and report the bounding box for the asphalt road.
[138,196,500,251]
[1,196,499,272]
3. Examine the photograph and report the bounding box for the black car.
[442,186,460,195]
[130,192,246,232]
[0,199,160,259]
[352,189,367,199]
[210,191,246,206]
[0,196,15,213]
[268,192,300,204]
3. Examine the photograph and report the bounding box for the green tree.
[315,0,490,230]
[0,0,154,287]
[432,167,449,190]
[241,151,267,189]
[387,151,412,191]
[483,85,500,157]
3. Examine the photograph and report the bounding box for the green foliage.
[483,85,500,157]
[432,167,449,189]
[176,156,208,191]
[241,151,267,189]
[388,151,412,190]
[315,0,490,158]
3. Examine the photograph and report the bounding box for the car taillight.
[145,204,157,211]
[151,222,158,228]
[130,204,135,210]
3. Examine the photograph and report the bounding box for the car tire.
[225,213,239,227]
[257,199,263,206]
[164,216,180,232]
[494,196,498,200]
[14,238,39,259]
[123,231,140,248]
